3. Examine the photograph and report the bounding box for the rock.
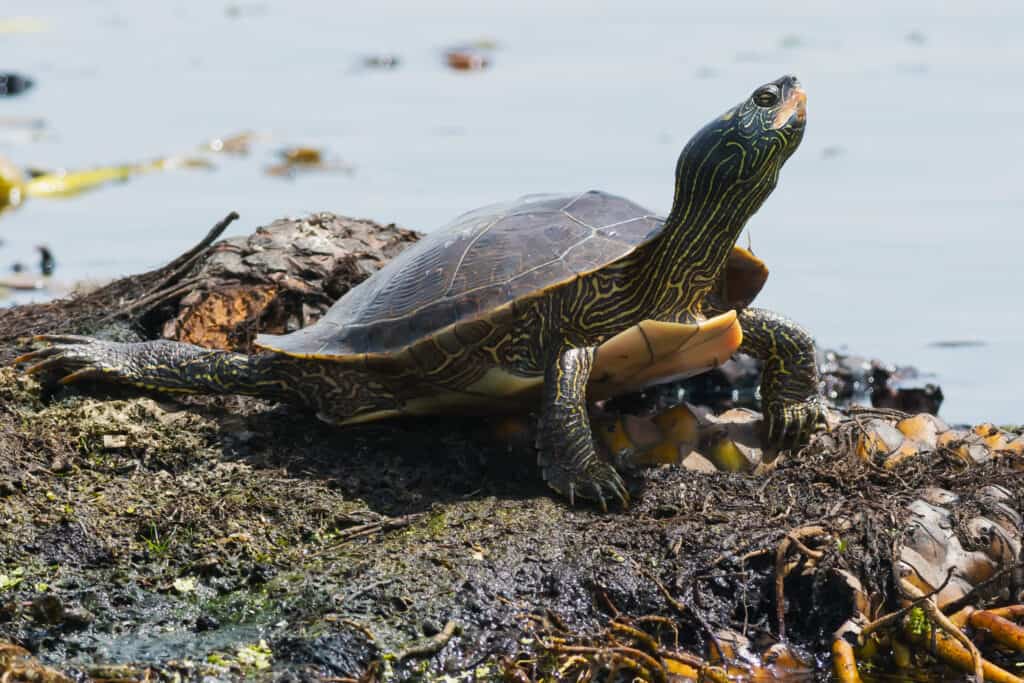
[680,451,717,473]
[895,414,945,449]
[855,419,905,463]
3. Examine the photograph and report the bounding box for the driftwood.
[0,211,418,362]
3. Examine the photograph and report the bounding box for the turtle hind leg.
[16,336,292,400]
[537,345,629,510]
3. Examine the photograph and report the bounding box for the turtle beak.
[773,83,807,129]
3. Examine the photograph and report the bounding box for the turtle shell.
[256,191,664,357]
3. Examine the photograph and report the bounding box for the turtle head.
[729,74,807,171]
[652,77,806,312]
[671,75,806,210]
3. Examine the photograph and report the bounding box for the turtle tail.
[16,336,301,403]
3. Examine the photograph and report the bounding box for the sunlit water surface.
[2,1,1022,426]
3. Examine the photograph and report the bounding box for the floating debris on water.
[929,339,987,349]
[0,274,47,291]
[906,29,928,45]
[38,245,54,276]
[0,157,26,214]
[445,49,490,71]
[360,54,402,70]
[0,16,48,33]
[443,41,497,72]
[0,153,213,216]
[203,130,261,155]
[821,145,846,160]
[431,125,466,137]
[465,38,499,50]
[0,246,56,293]
[265,147,354,178]
[224,3,267,19]
[0,117,45,130]
[279,147,322,165]
[779,34,804,49]
[0,73,33,97]
[23,156,212,199]
[733,50,766,63]
[0,117,47,145]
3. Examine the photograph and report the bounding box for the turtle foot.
[14,335,130,384]
[539,439,630,511]
[763,396,827,451]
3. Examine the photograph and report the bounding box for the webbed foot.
[763,395,828,450]
[15,335,132,384]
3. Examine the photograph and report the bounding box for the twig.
[340,618,376,642]
[313,513,423,557]
[858,567,954,642]
[116,277,200,316]
[340,578,395,604]
[99,211,239,321]
[394,620,460,661]
[938,561,1024,616]
[152,211,239,292]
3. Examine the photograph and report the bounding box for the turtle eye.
[753,85,780,107]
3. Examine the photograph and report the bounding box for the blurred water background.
[1,0,1021,425]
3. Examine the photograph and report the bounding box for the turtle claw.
[60,367,110,384]
[33,333,98,344]
[14,337,121,384]
[586,472,631,512]
[763,396,827,451]
[13,345,59,368]
[574,459,629,511]
[541,445,630,511]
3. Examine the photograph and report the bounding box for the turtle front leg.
[537,346,629,510]
[738,308,827,449]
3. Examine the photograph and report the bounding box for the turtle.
[18,74,824,508]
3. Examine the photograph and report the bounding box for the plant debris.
[0,73,33,97]
[266,147,354,178]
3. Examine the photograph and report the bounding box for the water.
[2,1,1022,425]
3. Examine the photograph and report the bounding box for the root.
[831,634,863,683]
[968,608,1024,651]
[393,620,460,662]
[900,579,986,683]
[774,525,831,639]
[903,617,1022,683]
